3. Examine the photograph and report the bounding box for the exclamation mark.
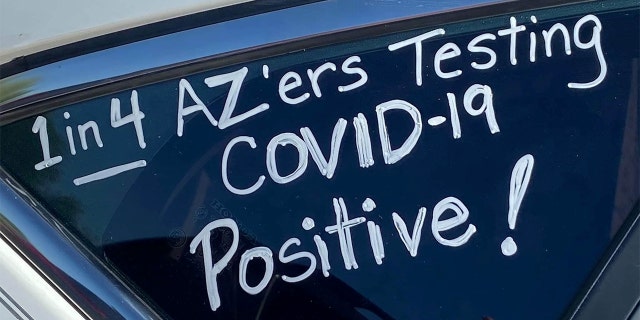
[501,154,535,256]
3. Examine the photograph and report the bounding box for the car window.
[0,1,638,319]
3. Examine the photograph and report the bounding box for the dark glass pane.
[1,2,638,319]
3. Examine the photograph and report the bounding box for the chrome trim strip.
[0,170,161,319]
[0,286,32,320]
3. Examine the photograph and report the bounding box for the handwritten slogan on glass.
[21,12,623,316]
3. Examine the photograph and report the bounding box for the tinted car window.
[0,1,638,319]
